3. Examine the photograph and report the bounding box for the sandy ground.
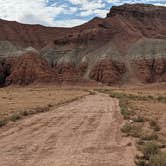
[0,86,88,119]
[0,93,136,166]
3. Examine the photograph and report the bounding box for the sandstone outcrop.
[1,51,58,85]
[89,60,126,85]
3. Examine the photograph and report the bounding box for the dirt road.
[0,93,136,166]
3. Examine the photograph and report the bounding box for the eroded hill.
[0,3,166,86]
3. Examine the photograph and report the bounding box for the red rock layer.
[89,60,126,85]
[4,52,58,85]
[132,57,166,83]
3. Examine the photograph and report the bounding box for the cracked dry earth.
[0,93,136,166]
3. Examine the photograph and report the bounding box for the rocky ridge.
[0,3,166,86]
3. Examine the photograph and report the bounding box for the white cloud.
[68,0,86,5]
[106,0,166,5]
[154,3,166,7]
[80,9,108,17]
[0,0,79,27]
[54,19,88,27]
[81,0,105,10]
[68,0,107,17]
[0,0,165,27]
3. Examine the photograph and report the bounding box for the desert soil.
[0,92,136,166]
[0,86,88,119]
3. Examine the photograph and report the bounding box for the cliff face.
[0,3,166,86]
[89,60,126,85]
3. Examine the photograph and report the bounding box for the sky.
[0,0,165,27]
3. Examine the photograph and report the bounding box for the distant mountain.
[0,3,166,86]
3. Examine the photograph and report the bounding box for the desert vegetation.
[95,85,166,166]
[0,85,89,127]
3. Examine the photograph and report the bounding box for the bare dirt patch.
[0,85,88,123]
[0,92,136,166]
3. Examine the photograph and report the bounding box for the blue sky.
[0,0,165,27]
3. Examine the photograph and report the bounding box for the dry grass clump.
[135,142,166,166]
[9,114,22,122]
[0,119,7,127]
[119,100,135,119]
[121,123,143,137]
[149,153,166,166]
[141,133,158,141]
[142,142,160,160]
[133,116,145,123]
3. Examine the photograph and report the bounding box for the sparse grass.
[95,88,166,103]
[142,142,160,160]
[0,119,7,127]
[0,86,89,127]
[0,86,88,118]
[137,139,146,146]
[141,133,158,141]
[135,159,147,166]
[149,152,166,166]
[119,101,135,119]
[136,143,166,166]
[157,96,166,103]
[0,98,85,127]
[133,116,145,123]
[88,91,96,95]
[121,123,143,137]
[94,88,111,94]
[95,87,166,166]
[136,152,166,166]
[9,114,22,122]
[109,92,154,101]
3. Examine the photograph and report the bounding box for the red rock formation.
[0,52,92,86]
[0,19,69,49]
[0,4,166,86]
[5,51,58,85]
[89,60,126,85]
[132,57,166,83]
[55,63,81,83]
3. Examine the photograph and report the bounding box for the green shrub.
[121,123,142,137]
[110,93,125,99]
[141,133,158,141]
[120,105,131,119]
[135,159,148,166]
[121,123,132,133]
[149,153,166,166]
[10,114,22,122]
[137,140,145,146]
[133,116,145,123]
[119,101,135,119]
[142,142,159,160]
[0,119,7,127]
[157,96,166,103]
